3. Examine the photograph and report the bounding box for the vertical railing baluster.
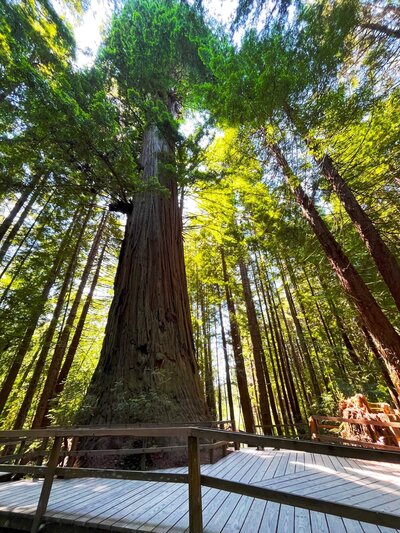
[188,434,203,532]
[31,435,62,533]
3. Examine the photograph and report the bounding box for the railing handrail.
[2,425,400,461]
[1,424,400,533]
[0,420,233,440]
[310,414,400,429]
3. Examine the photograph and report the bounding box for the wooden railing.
[309,414,400,451]
[1,424,400,532]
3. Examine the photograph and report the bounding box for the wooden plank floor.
[0,448,399,532]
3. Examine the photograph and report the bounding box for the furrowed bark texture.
[80,122,207,425]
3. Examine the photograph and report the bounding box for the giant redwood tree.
[78,0,209,425]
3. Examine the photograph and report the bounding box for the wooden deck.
[0,447,399,532]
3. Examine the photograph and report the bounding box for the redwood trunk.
[0,175,40,242]
[13,207,92,429]
[221,248,255,433]
[239,258,275,434]
[0,212,79,415]
[51,236,109,408]
[280,266,322,398]
[78,121,207,426]
[32,213,107,428]
[270,142,400,384]
[0,186,40,263]
[218,302,236,431]
[319,153,400,313]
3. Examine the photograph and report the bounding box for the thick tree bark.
[221,248,255,433]
[239,258,276,435]
[78,120,207,426]
[31,213,107,428]
[270,142,400,385]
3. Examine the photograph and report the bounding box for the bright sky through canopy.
[70,0,239,67]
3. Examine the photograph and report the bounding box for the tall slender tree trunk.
[47,235,109,420]
[218,302,236,431]
[0,175,40,242]
[221,248,255,433]
[265,273,303,425]
[271,271,310,411]
[288,111,400,313]
[318,153,400,313]
[269,141,400,384]
[251,264,285,434]
[13,206,92,429]
[317,273,361,367]
[0,186,41,263]
[279,265,322,398]
[32,213,108,428]
[78,117,207,426]
[239,258,276,435]
[254,253,297,423]
[283,260,332,395]
[0,210,79,415]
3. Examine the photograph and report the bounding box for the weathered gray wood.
[259,500,280,532]
[0,447,399,533]
[222,494,253,532]
[191,428,400,464]
[0,426,191,439]
[0,464,47,475]
[241,497,266,532]
[200,474,400,528]
[188,435,202,533]
[54,466,188,484]
[31,435,62,533]
[310,511,329,533]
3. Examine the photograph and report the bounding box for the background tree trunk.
[221,248,255,433]
[269,141,400,385]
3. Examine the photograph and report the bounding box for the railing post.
[31,435,62,533]
[309,416,318,440]
[188,434,203,533]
